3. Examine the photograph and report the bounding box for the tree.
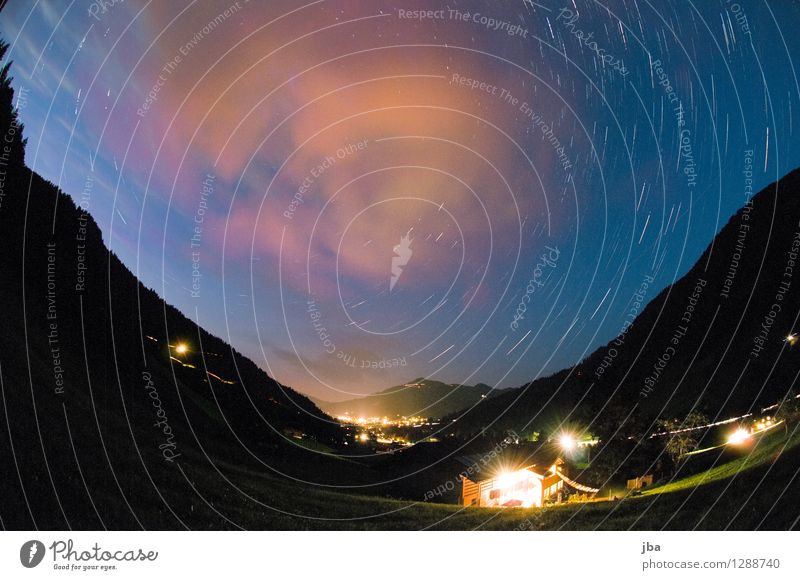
[0,40,27,166]
[582,437,631,488]
[656,410,708,469]
[774,388,800,434]
[589,400,648,442]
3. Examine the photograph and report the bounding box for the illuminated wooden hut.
[459,457,599,508]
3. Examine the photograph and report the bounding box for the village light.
[727,428,751,445]
[172,342,189,355]
[786,334,798,345]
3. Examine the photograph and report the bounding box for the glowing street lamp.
[174,343,189,355]
[785,334,798,346]
[727,428,751,445]
[559,433,577,452]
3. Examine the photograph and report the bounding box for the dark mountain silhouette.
[449,168,800,438]
[315,378,500,419]
[0,44,368,529]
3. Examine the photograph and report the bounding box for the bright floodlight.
[727,428,750,445]
[559,434,577,451]
[175,343,188,355]
[497,470,515,489]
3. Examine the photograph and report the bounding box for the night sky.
[2,0,799,402]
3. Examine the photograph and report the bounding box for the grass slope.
[171,427,800,530]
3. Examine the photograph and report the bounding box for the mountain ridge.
[314,378,502,418]
[447,168,800,438]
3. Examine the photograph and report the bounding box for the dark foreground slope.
[21,421,791,531]
[0,49,369,530]
[449,169,800,437]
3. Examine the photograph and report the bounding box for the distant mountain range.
[448,167,800,438]
[314,378,503,419]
